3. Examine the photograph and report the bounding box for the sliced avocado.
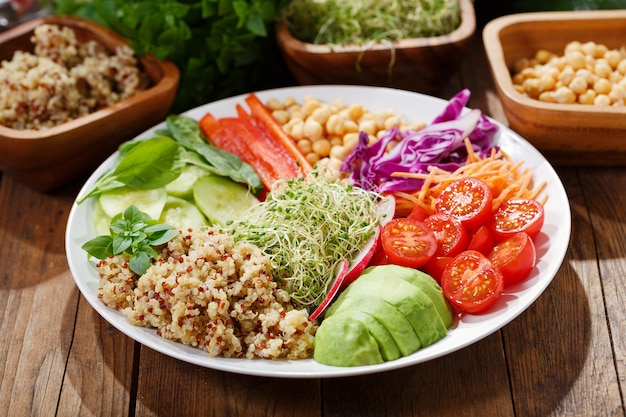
[326,293,420,357]
[365,264,455,329]
[345,271,448,348]
[336,309,402,361]
[313,313,384,367]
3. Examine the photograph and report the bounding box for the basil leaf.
[81,235,114,259]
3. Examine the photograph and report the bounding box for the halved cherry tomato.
[424,213,468,257]
[435,177,493,230]
[421,256,453,283]
[441,250,504,314]
[408,205,431,222]
[467,225,495,255]
[489,199,545,241]
[381,218,437,268]
[488,232,536,285]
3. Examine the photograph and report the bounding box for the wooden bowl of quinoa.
[0,15,180,191]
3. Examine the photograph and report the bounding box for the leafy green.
[164,115,263,194]
[81,205,178,275]
[52,0,292,112]
[78,136,186,202]
[281,0,461,45]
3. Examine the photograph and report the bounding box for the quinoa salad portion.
[95,227,317,360]
[0,23,149,130]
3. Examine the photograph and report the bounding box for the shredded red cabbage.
[339,89,499,193]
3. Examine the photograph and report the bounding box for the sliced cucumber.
[193,175,259,226]
[98,187,167,220]
[160,196,207,230]
[165,165,210,199]
[92,201,112,236]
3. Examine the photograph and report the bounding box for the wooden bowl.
[0,15,180,191]
[275,0,476,94]
[483,10,626,166]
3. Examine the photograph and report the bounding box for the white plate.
[65,85,571,379]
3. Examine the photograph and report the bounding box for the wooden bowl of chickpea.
[483,10,626,165]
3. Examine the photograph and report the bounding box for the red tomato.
[425,213,469,257]
[381,218,437,268]
[408,205,431,222]
[421,256,453,283]
[489,232,536,285]
[435,177,493,230]
[441,250,504,314]
[467,225,495,255]
[489,199,545,241]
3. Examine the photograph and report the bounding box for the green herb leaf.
[81,205,178,275]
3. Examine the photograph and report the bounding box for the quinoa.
[0,24,149,130]
[95,227,317,360]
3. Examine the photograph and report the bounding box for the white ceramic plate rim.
[65,85,571,379]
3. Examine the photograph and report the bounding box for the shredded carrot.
[391,138,548,216]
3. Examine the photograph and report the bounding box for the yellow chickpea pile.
[512,41,626,106]
[265,95,425,171]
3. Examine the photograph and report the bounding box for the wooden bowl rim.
[483,9,626,116]
[277,0,475,54]
[0,15,180,141]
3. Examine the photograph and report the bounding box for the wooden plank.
[578,167,626,413]
[57,297,136,416]
[323,333,514,417]
[133,347,321,417]
[0,178,78,416]
[502,167,622,416]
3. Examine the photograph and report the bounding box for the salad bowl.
[65,85,571,378]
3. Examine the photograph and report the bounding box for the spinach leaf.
[166,114,263,195]
[78,136,185,203]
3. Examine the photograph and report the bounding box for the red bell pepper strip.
[199,109,302,190]
[244,93,312,173]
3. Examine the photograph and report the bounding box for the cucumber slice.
[92,201,112,236]
[98,187,167,220]
[165,165,210,199]
[193,175,259,226]
[160,196,207,230]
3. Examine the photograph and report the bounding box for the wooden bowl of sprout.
[276,0,476,94]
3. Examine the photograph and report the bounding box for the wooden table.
[2,33,625,417]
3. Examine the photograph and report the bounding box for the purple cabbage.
[339,89,499,193]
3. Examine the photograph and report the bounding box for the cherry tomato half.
[441,250,504,314]
[489,199,545,241]
[421,256,453,283]
[408,205,431,222]
[425,213,469,257]
[488,232,536,285]
[467,225,495,256]
[435,177,493,230]
[381,218,437,268]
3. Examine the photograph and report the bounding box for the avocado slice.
[365,265,455,328]
[326,293,419,357]
[314,313,384,367]
[347,310,402,362]
[345,271,448,348]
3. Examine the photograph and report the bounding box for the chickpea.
[305,152,320,165]
[272,109,290,125]
[605,50,622,69]
[265,98,283,111]
[565,50,586,70]
[301,98,321,116]
[343,132,360,150]
[594,60,612,78]
[593,78,612,95]
[538,74,556,92]
[523,78,542,98]
[359,119,378,135]
[553,86,576,104]
[303,118,323,141]
[617,59,626,75]
[609,84,626,103]
[312,139,331,157]
[578,89,597,105]
[347,103,364,121]
[568,76,587,95]
[296,139,313,155]
[330,145,349,161]
[535,49,554,64]
[594,94,611,106]
[538,91,556,103]
[289,120,304,140]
